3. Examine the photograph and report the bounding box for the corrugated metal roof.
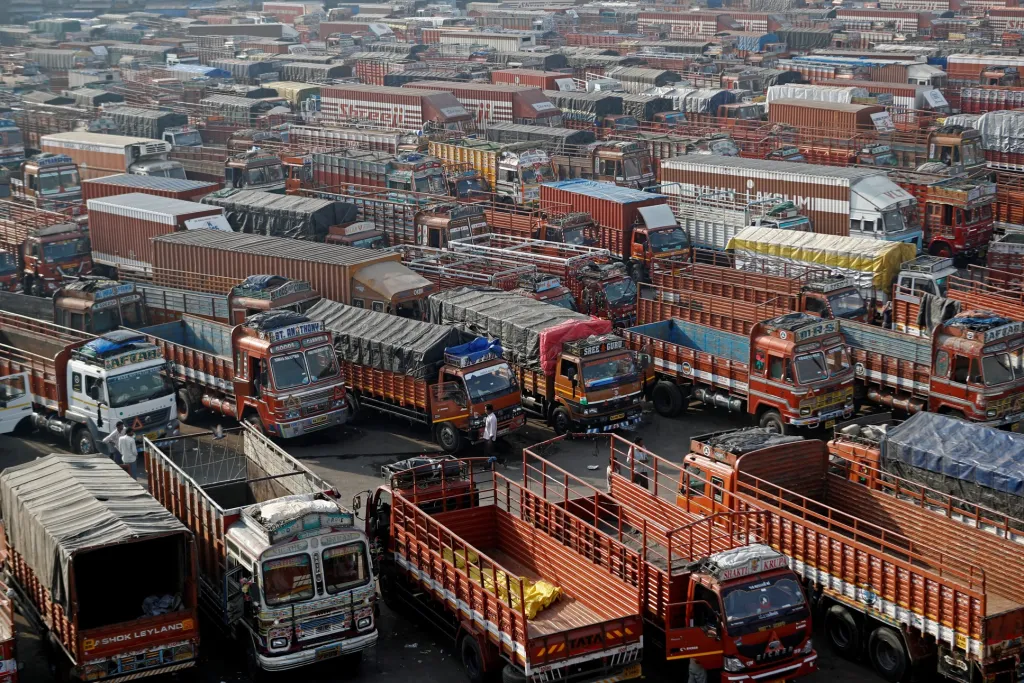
[662,154,883,180]
[544,179,666,203]
[87,192,213,216]
[84,174,218,191]
[42,131,161,145]
[154,229,395,266]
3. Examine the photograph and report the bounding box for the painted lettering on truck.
[84,620,193,651]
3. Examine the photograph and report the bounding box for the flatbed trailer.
[947,265,1024,321]
[636,283,790,334]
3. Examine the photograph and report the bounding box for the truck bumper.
[984,411,1024,430]
[579,406,644,434]
[788,406,853,429]
[98,660,197,682]
[257,630,378,672]
[587,662,643,682]
[722,651,818,682]
[276,406,349,438]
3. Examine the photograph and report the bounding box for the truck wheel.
[551,406,571,435]
[436,422,463,453]
[176,389,197,424]
[652,382,684,417]
[29,279,45,298]
[758,409,789,435]
[629,262,646,283]
[459,635,486,683]
[868,627,909,683]
[245,635,268,683]
[825,605,860,659]
[501,664,529,683]
[243,414,265,435]
[72,427,96,455]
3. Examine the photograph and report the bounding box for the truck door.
[430,379,468,424]
[664,581,726,666]
[0,373,31,434]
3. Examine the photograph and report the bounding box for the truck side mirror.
[701,622,721,641]
[88,385,100,401]
[352,495,362,515]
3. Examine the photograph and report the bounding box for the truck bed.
[637,284,788,333]
[139,316,234,393]
[651,260,810,302]
[841,319,931,395]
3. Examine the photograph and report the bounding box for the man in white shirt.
[101,421,126,463]
[625,437,650,489]
[117,428,140,479]
[483,404,498,463]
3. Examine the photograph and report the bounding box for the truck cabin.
[502,148,554,202]
[228,276,321,325]
[435,342,522,442]
[350,262,433,320]
[696,135,741,157]
[388,153,448,196]
[22,154,81,205]
[982,66,1019,86]
[717,103,764,121]
[451,169,490,200]
[544,213,599,246]
[235,314,345,432]
[53,278,145,334]
[131,159,187,180]
[894,255,957,299]
[0,249,16,291]
[801,278,869,322]
[418,204,488,249]
[226,152,286,193]
[601,114,641,131]
[856,143,898,167]
[515,273,577,311]
[0,167,8,199]
[557,334,641,405]
[927,127,984,173]
[326,222,388,249]
[765,146,806,163]
[593,142,654,189]
[0,120,24,167]
[650,111,686,130]
[577,263,637,327]
[631,203,692,275]
[161,126,202,147]
[282,155,311,194]
[24,222,92,294]
[918,178,996,257]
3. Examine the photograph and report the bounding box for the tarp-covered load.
[201,189,357,241]
[307,299,469,378]
[65,87,124,108]
[264,81,321,106]
[966,110,1024,153]
[277,62,351,82]
[606,66,680,94]
[641,87,737,114]
[427,287,611,374]
[773,29,834,51]
[101,105,188,139]
[0,455,189,606]
[765,84,869,110]
[620,95,673,122]
[209,58,282,82]
[484,122,595,151]
[543,90,622,125]
[199,95,278,126]
[880,411,1024,520]
[727,227,917,294]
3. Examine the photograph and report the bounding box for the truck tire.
[758,409,789,435]
[551,406,571,435]
[72,426,97,455]
[176,389,197,424]
[243,414,265,435]
[629,262,646,283]
[825,605,860,659]
[868,627,909,683]
[652,381,684,417]
[245,634,268,683]
[501,664,529,683]
[436,422,463,453]
[459,634,486,683]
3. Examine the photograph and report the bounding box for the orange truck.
[359,456,645,683]
[623,312,855,431]
[523,435,818,683]
[947,266,1024,320]
[679,428,1024,683]
[0,455,199,682]
[0,200,91,296]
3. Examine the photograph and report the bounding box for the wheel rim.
[177,398,189,422]
[763,417,781,434]
[555,413,569,433]
[875,638,899,673]
[78,435,92,454]
[440,426,457,450]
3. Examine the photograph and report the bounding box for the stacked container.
[83,174,221,202]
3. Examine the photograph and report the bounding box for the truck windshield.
[520,162,554,185]
[793,347,850,385]
[456,177,488,198]
[270,346,339,389]
[582,354,638,389]
[881,209,907,234]
[827,290,867,319]
[106,366,174,408]
[39,172,62,195]
[463,363,518,403]
[544,291,578,311]
[707,139,740,156]
[43,238,89,262]
[721,575,808,636]
[173,131,202,146]
[415,173,447,195]
[649,227,690,253]
[623,156,652,180]
[0,129,22,146]
[60,168,80,190]
[92,302,144,335]
[0,251,15,275]
[603,278,637,307]
[322,542,370,595]
[982,349,1024,386]
[262,554,315,606]
[614,117,639,131]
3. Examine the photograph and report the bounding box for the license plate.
[824,419,835,429]
[145,431,158,440]
[315,645,341,661]
[311,415,330,427]
[1013,422,1021,432]
[610,413,625,421]
[620,664,642,680]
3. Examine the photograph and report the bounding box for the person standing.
[626,437,650,489]
[117,428,140,479]
[483,404,499,464]
[102,421,126,464]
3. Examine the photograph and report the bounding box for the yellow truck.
[428,139,552,205]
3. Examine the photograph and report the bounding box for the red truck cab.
[20,221,92,296]
[0,249,16,292]
[892,171,996,260]
[577,262,637,327]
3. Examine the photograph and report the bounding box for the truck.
[359,455,644,683]
[525,435,819,683]
[405,81,562,127]
[7,154,82,211]
[483,122,597,153]
[171,147,287,192]
[547,140,656,190]
[0,119,25,169]
[0,310,177,454]
[0,201,91,296]
[40,132,186,181]
[311,149,449,196]
[829,412,1024,541]
[0,455,200,682]
[428,287,644,435]
[539,179,690,282]
[100,105,190,142]
[661,155,924,247]
[948,265,1024,320]
[679,427,1024,683]
[767,99,885,136]
[841,310,1024,426]
[87,193,230,277]
[448,233,637,327]
[308,300,525,452]
[135,312,349,437]
[429,139,553,205]
[151,230,435,319]
[624,312,855,430]
[81,173,220,203]
[319,84,473,133]
[890,170,996,260]
[145,425,378,674]
[285,125,425,155]
[200,189,357,242]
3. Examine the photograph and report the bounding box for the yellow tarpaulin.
[444,548,561,619]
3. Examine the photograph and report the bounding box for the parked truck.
[40,132,186,180]
[405,81,562,127]
[540,179,690,282]
[429,287,644,434]
[100,105,189,142]
[359,455,644,683]
[428,139,553,205]
[7,154,82,211]
[948,265,1024,320]
[308,300,525,451]
[171,147,287,192]
[624,312,855,431]
[319,84,473,133]
[0,201,91,295]
[0,310,177,453]
[0,455,200,681]
[311,149,449,196]
[679,428,1024,683]
[145,425,377,673]
[890,170,996,260]
[201,189,357,242]
[0,119,25,169]
[136,312,348,437]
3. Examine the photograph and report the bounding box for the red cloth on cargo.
[538,318,612,375]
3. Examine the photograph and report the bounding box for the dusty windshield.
[603,278,637,307]
[262,554,315,606]
[881,209,906,234]
[521,163,554,185]
[415,173,447,195]
[0,251,15,275]
[43,238,88,262]
[582,355,638,389]
[982,349,1024,386]
[456,177,488,197]
[305,345,340,382]
[722,576,808,635]
[174,131,202,146]
[463,363,518,403]
[106,366,174,408]
[323,542,370,595]
[60,168,80,190]
[649,228,690,253]
[544,291,578,311]
[793,352,827,384]
[827,290,867,319]
[271,346,339,389]
[39,172,62,194]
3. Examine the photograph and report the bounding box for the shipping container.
[40,131,174,181]
[403,80,561,126]
[767,99,885,135]
[82,174,221,202]
[100,106,188,141]
[319,84,472,132]
[277,62,351,82]
[87,193,228,274]
[490,68,575,91]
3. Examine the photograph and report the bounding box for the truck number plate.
[315,645,341,661]
[824,420,835,429]
[311,415,330,427]
[610,413,625,421]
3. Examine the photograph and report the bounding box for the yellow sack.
[523,580,561,619]
[442,548,480,570]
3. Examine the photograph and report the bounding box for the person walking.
[626,437,650,489]
[116,428,140,479]
[101,421,126,464]
[483,404,500,465]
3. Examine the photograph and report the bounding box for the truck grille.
[600,394,637,414]
[735,631,805,663]
[128,407,171,431]
[296,612,351,641]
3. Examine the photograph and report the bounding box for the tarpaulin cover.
[484,123,595,151]
[642,87,735,114]
[0,455,189,607]
[201,189,357,241]
[543,90,622,124]
[761,69,805,88]
[971,110,1024,153]
[102,106,188,140]
[427,287,610,374]
[728,227,917,293]
[765,84,868,111]
[620,95,673,122]
[881,411,1024,518]
[307,299,469,378]
[774,29,833,51]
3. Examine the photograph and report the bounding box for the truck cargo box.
[200,189,358,241]
[82,174,220,202]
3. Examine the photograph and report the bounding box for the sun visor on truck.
[637,204,678,230]
[850,175,915,212]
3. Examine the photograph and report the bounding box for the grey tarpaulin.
[484,123,595,151]
[101,105,188,140]
[307,299,469,379]
[0,455,189,607]
[916,292,960,335]
[201,189,357,241]
[700,428,804,455]
[620,95,673,122]
[427,287,591,369]
[543,90,622,124]
[773,29,834,51]
[972,110,1024,153]
[881,411,1024,519]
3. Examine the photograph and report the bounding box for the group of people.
[101,421,140,478]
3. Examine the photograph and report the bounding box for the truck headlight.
[723,656,744,672]
[357,616,373,630]
[987,409,997,417]
[331,399,345,408]
[584,408,597,415]
[270,637,289,649]
[800,407,811,416]
[800,638,814,654]
[285,410,301,420]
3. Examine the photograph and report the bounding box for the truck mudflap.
[721,650,818,683]
[255,630,378,672]
[272,405,349,439]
